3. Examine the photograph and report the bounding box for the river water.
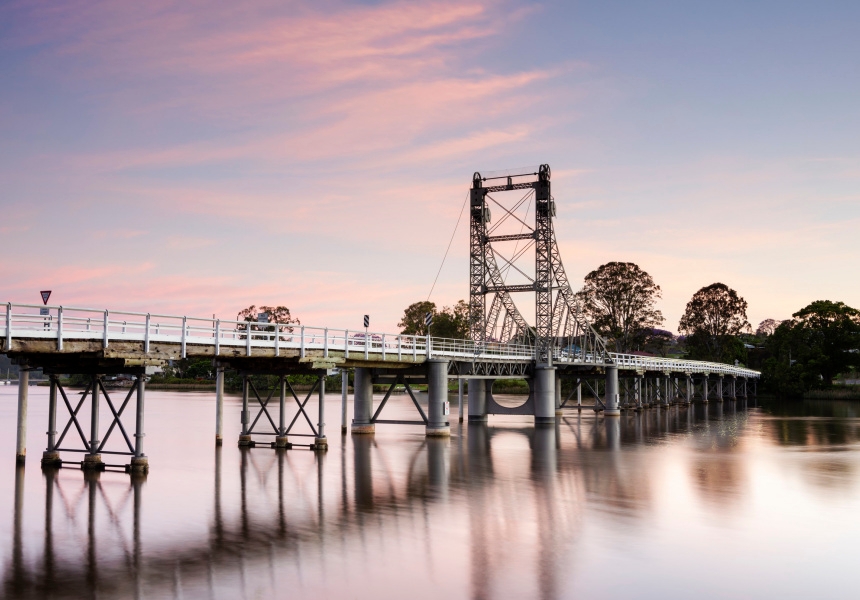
[1,384,858,599]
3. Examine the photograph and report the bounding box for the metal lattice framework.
[468,164,609,366]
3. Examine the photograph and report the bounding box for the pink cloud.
[0,261,441,333]
[9,2,505,89]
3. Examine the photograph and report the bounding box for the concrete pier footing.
[426,359,450,437]
[458,378,464,422]
[425,426,450,436]
[238,434,254,447]
[534,366,556,424]
[129,456,149,474]
[604,365,621,416]
[82,453,105,471]
[274,436,291,448]
[350,423,376,434]
[468,379,487,422]
[41,451,61,468]
[351,367,375,434]
[554,372,563,416]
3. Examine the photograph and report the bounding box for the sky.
[1,0,858,334]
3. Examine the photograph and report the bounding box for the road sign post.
[363,315,369,358]
[40,291,52,329]
[425,312,433,359]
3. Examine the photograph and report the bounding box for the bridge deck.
[3,303,759,378]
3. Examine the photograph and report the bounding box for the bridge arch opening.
[489,378,533,409]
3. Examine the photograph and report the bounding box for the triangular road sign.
[40,290,52,305]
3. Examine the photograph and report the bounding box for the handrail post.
[413,336,417,361]
[246,322,252,356]
[324,327,329,358]
[364,332,369,360]
[181,315,187,358]
[344,329,349,358]
[398,335,402,361]
[103,310,109,348]
[57,306,64,351]
[144,313,150,353]
[300,326,305,358]
[381,333,385,360]
[214,319,221,356]
[426,334,431,359]
[275,323,280,356]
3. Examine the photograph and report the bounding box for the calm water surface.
[1,384,859,599]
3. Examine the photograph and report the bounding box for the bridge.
[1,164,758,473]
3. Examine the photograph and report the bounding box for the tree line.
[757,301,860,397]
[398,261,859,398]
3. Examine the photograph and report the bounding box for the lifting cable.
[427,190,469,302]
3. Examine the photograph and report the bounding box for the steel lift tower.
[469,164,608,368]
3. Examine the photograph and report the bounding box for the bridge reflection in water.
[3,402,756,599]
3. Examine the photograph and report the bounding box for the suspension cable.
[427,190,469,301]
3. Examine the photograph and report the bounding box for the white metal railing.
[603,352,759,378]
[1,302,759,378]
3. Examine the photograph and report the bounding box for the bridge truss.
[469,164,609,366]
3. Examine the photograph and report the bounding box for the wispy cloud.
[2,0,856,334]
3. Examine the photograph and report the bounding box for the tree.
[172,358,214,379]
[236,305,300,338]
[755,318,782,337]
[764,300,860,389]
[398,300,470,339]
[678,283,750,363]
[431,300,469,339]
[575,261,664,353]
[641,327,675,357]
[398,301,436,336]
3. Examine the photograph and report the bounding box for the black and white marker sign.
[363,315,369,328]
[425,312,433,329]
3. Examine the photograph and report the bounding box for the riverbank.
[805,386,860,401]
